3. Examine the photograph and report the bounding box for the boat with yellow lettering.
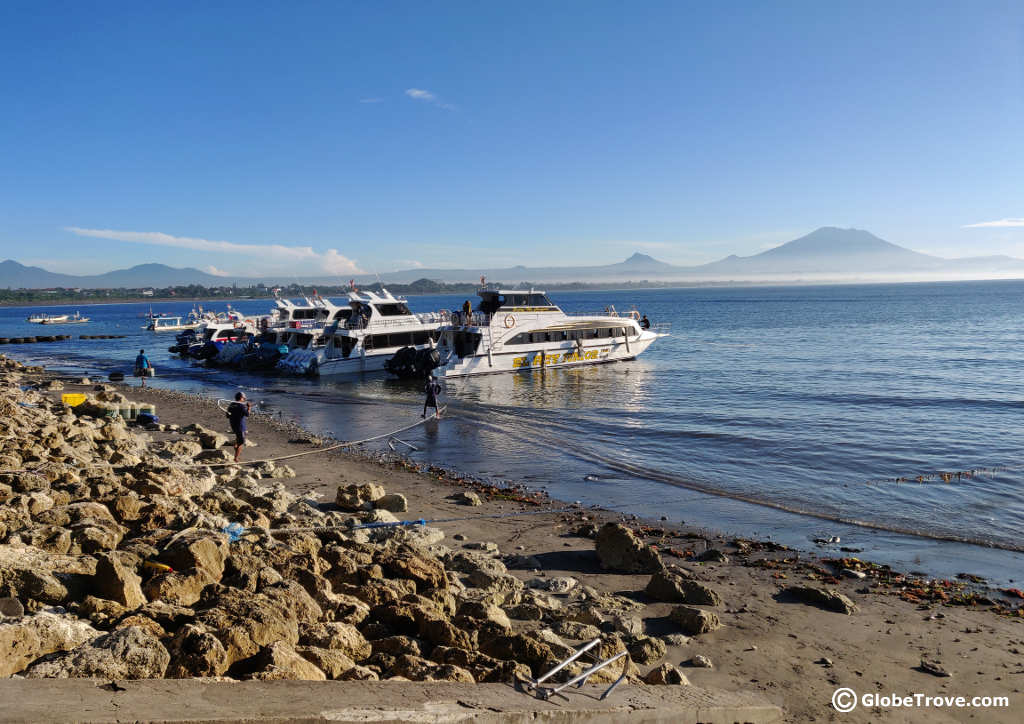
[430,288,667,377]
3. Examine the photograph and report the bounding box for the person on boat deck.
[134,349,150,388]
[640,315,651,330]
[461,299,472,326]
[422,375,442,418]
[227,392,251,462]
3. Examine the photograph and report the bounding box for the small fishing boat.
[40,311,89,324]
[27,312,69,324]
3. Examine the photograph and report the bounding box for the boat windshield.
[375,303,412,317]
[497,293,556,310]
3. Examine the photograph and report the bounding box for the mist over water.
[5,280,1024,584]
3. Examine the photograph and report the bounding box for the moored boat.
[278,289,444,376]
[431,288,667,377]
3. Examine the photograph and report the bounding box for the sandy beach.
[0,364,1021,723]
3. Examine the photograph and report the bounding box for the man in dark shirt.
[640,315,651,330]
[227,391,251,462]
[422,375,442,418]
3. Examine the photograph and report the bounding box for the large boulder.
[783,586,857,615]
[296,646,356,679]
[195,589,302,665]
[645,569,722,606]
[165,623,230,678]
[237,641,326,681]
[298,622,371,662]
[92,552,146,609]
[335,483,385,512]
[26,625,169,679]
[669,606,722,635]
[644,663,690,685]
[594,523,663,573]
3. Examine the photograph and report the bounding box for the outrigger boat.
[143,309,209,332]
[27,312,69,324]
[431,288,667,377]
[45,311,90,324]
[277,289,444,376]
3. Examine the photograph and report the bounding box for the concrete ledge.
[0,679,782,723]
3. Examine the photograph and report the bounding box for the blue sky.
[1,1,1022,277]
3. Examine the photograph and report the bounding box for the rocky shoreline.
[1,358,1022,722]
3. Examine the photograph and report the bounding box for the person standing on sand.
[134,349,150,387]
[423,375,442,418]
[226,391,251,462]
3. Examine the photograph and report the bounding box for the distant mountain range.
[3,227,1024,289]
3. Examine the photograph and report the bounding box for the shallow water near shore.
[5,280,1024,585]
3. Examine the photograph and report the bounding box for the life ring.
[504,314,516,328]
[629,310,641,320]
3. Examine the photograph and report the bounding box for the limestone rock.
[26,625,169,679]
[451,491,482,506]
[92,552,146,609]
[165,624,230,678]
[627,635,667,665]
[296,645,356,679]
[374,493,408,513]
[644,663,690,685]
[238,641,326,681]
[594,522,663,573]
[335,483,385,512]
[646,569,722,606]
[669,606,722,635]
[784,586,857,615]
[298,622,371,661]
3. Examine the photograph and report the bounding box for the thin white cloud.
[405,88,455,110]
[203,265,230,277]
[962,218,1024,228]
[64,227,364,276]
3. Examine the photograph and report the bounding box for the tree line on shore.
[0,278,683,305]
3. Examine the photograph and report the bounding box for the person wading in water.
[134,349,150,388]
[226,391,251,462]
[422,375,442,418]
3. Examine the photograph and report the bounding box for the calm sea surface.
[4,281,1024,583]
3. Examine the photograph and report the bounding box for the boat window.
[293,309,317,320]
[341,336,355,357]
[376,303,412,317]
[333,309,352,320]
[528,293,554,307]
[530,332,546,344]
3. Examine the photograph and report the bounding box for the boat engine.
[384,346,442,378]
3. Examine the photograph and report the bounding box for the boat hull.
[436,333,661,377]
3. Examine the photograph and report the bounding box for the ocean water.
[4,281,1024,584]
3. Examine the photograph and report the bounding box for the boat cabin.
[345,290,415,329]
[477,290,558,315]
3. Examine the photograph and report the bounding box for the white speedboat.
[277,289,444,376]
[27,313,69,324]
[433,288,667,377]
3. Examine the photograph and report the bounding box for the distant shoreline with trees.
[0,277,776,307]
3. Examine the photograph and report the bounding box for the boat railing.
[343,314,443,331]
